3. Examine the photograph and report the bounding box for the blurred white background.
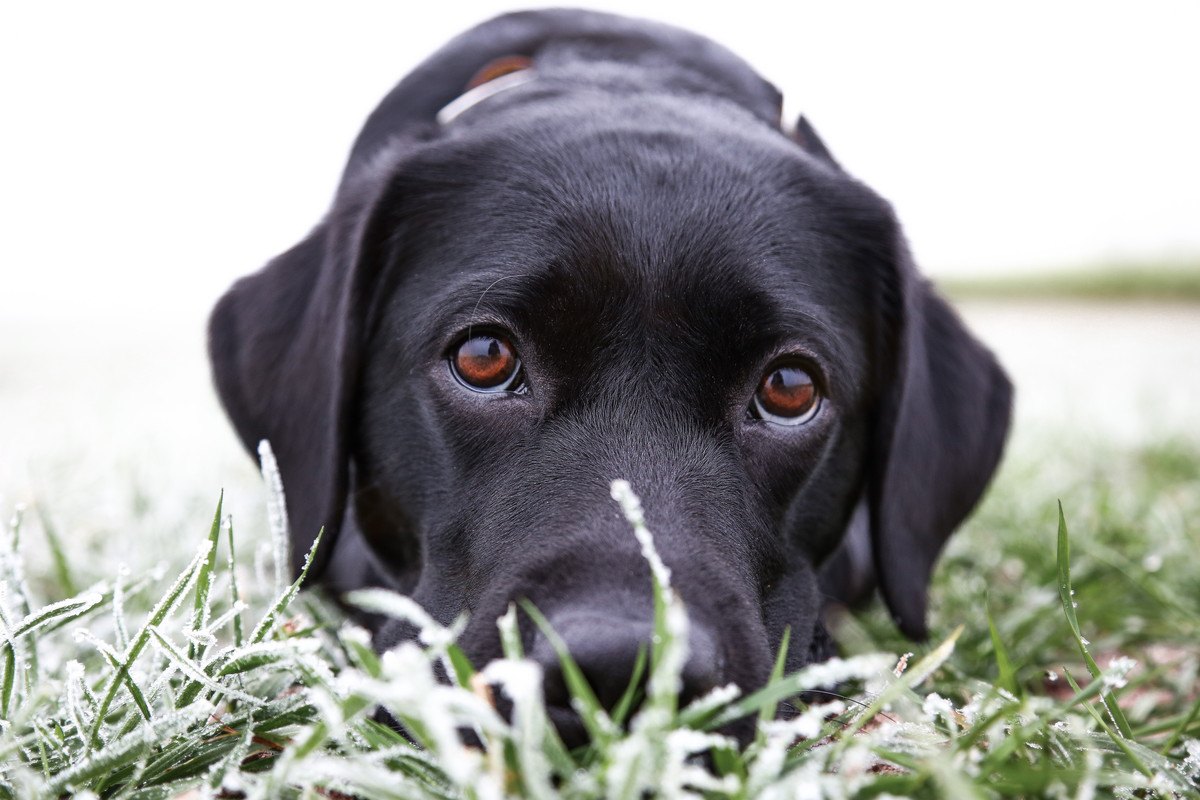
[2,2,1198,545]
[2,1,1199,324]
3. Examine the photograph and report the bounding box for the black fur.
[209,9,1012,738]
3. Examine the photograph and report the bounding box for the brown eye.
[450,334,524,393]
[752,364,820,425]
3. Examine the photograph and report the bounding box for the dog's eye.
[450,334,525,393]
[751,364,820,425]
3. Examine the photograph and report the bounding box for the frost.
[680,682,741,718]
[257,438,290,597]
[1102,656,1137,690]
[1178,738,1200,779]
[344,588,466,650]
[793,653,897,694]
[609,479,690,703]
[922,692,956,724]
[610,479,670,588]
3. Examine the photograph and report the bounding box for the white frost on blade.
[288,754,460,800]
[922,692,956,725]
[112,565,130,651]
[869,719,948,758]
[1180,739,1200,779]
[755,757,831,800]
[651,599,690,702]
[339,642,496,786]
[64,660,92,743]
[610,479,689,703]
[479,659,555,800]
[73,628,125,669]
[203,601,249,636]
[789,653,897,693]
[605,732,655,799]
[764,700,846,742]
[344,589,465,650]
[1102,656,1137,690]
[13,591,104,638]
[146,626,265,707]
[610,479,670,587]
[750,701,846,795]
[661,728,741,796]
[497,602,524,658]
[680,682,741,719]
[257,439,290,598]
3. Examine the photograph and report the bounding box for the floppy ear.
[868,238,1014,638]
[208,170,404,579]
[790,114,841,170]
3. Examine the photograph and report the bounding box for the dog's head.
[209,10,1011,736]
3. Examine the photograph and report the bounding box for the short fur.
[209,9,1012,741]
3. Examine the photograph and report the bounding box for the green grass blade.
[148,627,264,707]
[1060,667,1152,779]
[1161,693,1200,754]
[225,516,244,648]
[188,492,223,661]
[829,627,963,759]
[760,625,791,728]
[11,591,105,640]
[34,504,78,597]
[1056,502,1134,738]
[985,597,1019,697]
[519,599,613,747]
[704,652,894,730]
[249,526,324,645]
[445,644,475,689]
[1,643,13,719]
[609,644,647,728]
[498,603,524,660]
[89,547,204,746]
[75,629,152,721]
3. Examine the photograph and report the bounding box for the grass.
[0,438,1198,798]
[936,260,1200,302]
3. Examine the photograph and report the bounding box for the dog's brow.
[464,274,523,339]
[419,271,542,350]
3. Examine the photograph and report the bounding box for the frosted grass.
[0,477,1196,798]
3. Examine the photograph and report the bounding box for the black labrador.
[209,9,1012,734]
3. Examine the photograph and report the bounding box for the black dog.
[209,9,1011,737]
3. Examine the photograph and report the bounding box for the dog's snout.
[531,613,722,725]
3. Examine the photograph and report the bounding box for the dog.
[209,9,1012,741]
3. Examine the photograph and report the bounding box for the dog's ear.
[208,170,404,579]
[868,236,1013,639]
[791,115,840,170]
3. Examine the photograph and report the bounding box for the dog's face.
[209,10,1011,740]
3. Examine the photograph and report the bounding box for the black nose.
[531,613,722,720]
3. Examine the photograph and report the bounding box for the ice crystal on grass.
[1178,738,1200,782]
[1103,655,1138,690]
